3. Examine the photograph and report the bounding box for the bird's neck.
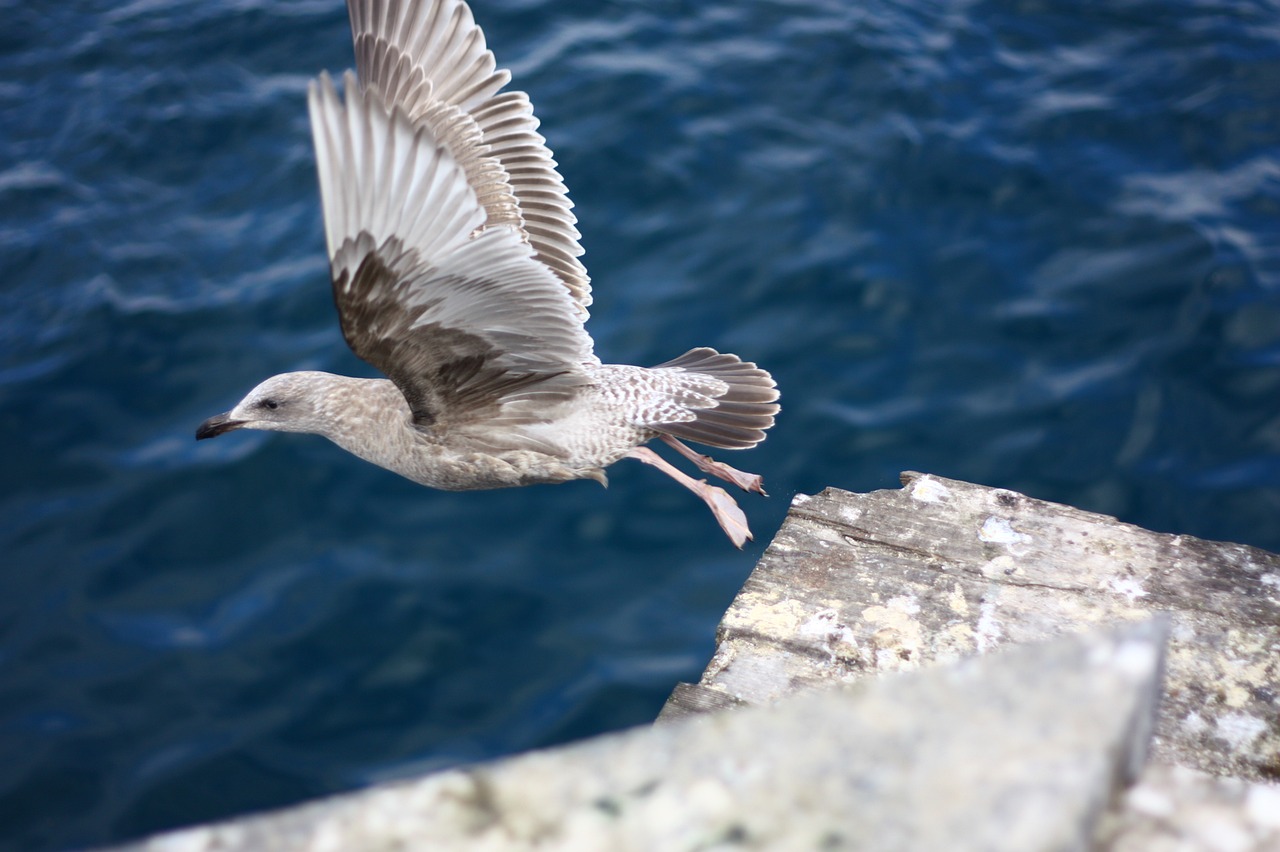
[316,377,486,489]
[313,376,415,452]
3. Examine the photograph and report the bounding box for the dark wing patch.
[333,246,561,425]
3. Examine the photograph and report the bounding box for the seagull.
[196,0,779,547]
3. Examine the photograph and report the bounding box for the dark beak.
[196,412,246,440]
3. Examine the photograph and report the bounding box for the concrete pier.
[118,473,1280,851]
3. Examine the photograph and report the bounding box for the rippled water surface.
[3,0,1279,848]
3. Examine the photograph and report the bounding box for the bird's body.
[197,0,779,545]
[240,358,758,492]
[308,374,603,491]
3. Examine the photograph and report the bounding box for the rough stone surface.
[663,472,1280,782]
[120,622,1167,852]
[1097,764,1280,852]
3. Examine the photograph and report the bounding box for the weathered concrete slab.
[1097,763,1280,851]
[663,472,1280,781]
[122,621,1167,852]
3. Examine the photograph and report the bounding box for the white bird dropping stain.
[979,516,1030,546]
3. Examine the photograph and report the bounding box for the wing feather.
[346,0,592,313]
[308,71,594,428]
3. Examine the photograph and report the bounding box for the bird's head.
[196,371,340,440]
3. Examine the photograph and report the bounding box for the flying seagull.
[196,0,779,547]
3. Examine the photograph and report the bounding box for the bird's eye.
[261,399,279,410]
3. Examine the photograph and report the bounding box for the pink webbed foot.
[660,435,768,495]
[627,447,754,548]
[698,480,753,547]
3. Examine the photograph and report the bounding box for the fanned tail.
[650,347,780,450]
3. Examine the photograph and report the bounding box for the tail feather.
[650,347,780,450]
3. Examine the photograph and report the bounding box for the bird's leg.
[627,447,753,548]
[660,435,768,496]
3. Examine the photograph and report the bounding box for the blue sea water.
[2,0,1279,847]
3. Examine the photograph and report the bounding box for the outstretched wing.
[346,0,592,314]
[308,72,595,428]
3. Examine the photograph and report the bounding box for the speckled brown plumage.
[196,0,779,546]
